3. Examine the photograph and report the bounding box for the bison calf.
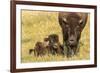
[46,34,63,55]
[29,42,44,56]
[29,34,63,56]
[29,41,48,56]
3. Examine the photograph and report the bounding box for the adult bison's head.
[58,12,88,57]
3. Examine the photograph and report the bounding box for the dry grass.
[21,10,90,63]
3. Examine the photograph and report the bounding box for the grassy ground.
[21,10,90,63]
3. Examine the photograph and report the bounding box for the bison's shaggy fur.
[58,12,88,57]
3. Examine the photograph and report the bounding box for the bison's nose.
[68,36,76,45]
[69,39,75,44]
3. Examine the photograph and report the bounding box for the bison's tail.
[29,49,34,54]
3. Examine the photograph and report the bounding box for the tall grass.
[21,10,90,63]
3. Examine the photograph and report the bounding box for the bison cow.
[58,12,88,57]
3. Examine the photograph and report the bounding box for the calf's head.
[46,34,59,49]
[58,12,88,56]
[46,34,62,55]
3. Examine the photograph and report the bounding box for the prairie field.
[21,10,90,63]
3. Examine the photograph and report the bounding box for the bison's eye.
[76,26,81,31]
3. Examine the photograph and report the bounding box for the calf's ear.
[44,38,49,41]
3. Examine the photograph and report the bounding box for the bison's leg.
[41,49,46,56]
[49,46,55,55]
[57,48,61,55]
[52,48,56,55]
[56,43,63,55]
[63,42,67,56]
[73,45,79,55]
[57,46,64,55]
[63,42,73,57]
[33,49,37,56]
[46,46,51,55]
[67,46,73,57]
[59,45,64,55]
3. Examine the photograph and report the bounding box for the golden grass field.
[21,10,90,63]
